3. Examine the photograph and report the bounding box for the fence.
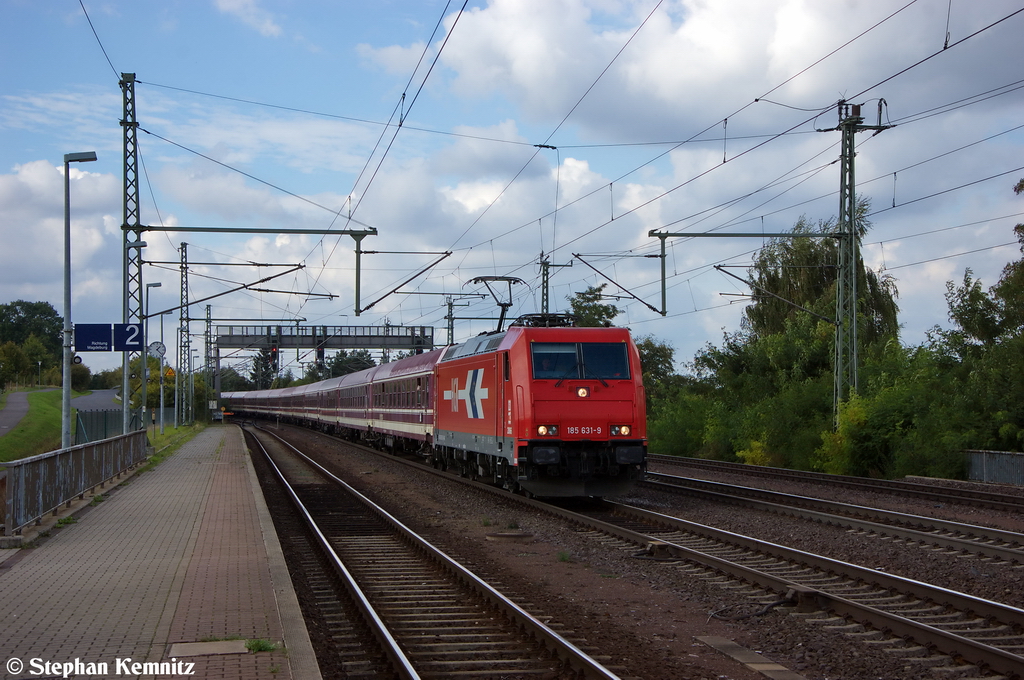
[1,430,149,537]
[966,449,1024,486]
[75,408,149,445]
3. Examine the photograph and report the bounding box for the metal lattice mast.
[541,256,551,314]
[205,305,213,417]
[120,73,144,432]
[539,253,572,314]
[830,101,892,422]
[834,107,859,415]
[178,242,191,425]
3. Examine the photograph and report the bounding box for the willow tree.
[743,199,899,347]
[682,199,900,469]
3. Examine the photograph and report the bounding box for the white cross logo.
[443,369,489,418]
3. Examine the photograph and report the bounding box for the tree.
[274,368,295,388]
[943,269,1004,350]
[567,284,620,327]
[70,362,91,392]
[250,348,275,389]
[0,300,62,358]
[0,341,29,387]
[743,201,899,345]
[326,349,376,377]
[989,181,1024,334]
[90,366,122,390]
[22,334,53,382]
[634,334,680,406]
[650,198,900,470]
[220,366,253,392]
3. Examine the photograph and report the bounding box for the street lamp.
[159,311,167,435]
[62,150,97,450]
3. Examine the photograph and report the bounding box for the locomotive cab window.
[532,343,579,379]
[531,342,630,380]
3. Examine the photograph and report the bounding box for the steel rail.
[648,454,1024,512]
[599,501,1024,678]
[254,425,622,680]
[247,430,419,679]
[643,473,1024,564]
[339,445,1024,678]
[260,425,1024,677]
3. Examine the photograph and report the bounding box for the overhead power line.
[79,0,119,78]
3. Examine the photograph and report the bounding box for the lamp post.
[62,151,97,450]
[190,348,199,424]
[144,282,162,434]
[159,311,166,435]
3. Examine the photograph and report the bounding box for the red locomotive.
[224,317,647,497]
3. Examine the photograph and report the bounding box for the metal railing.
[2,430,149,536]
[967,449,1024,486]
[74,407,145,445]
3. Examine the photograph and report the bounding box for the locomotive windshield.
[531,342,630,380]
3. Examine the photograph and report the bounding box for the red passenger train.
[223,318,647,497]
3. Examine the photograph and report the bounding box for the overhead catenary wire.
[78,2,1024,348]
[79,0,119,79]
[298,1,470,317]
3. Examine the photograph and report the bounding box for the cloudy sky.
[2,0,1022,376]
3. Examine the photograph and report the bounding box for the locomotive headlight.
[612,425,631,436]
[537,425,558,436]
[576,387,590,398]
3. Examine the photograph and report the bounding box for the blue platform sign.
[75,324,113,351]
[113,323,144,351]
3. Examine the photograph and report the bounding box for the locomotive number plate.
[565,426,602,435]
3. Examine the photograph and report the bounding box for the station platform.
[0,425,321,680]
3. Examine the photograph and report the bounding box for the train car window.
[532,342,630,380]
[532,343,580,379]
[581,343,630,379]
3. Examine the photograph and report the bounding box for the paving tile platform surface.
[0,425,320,680]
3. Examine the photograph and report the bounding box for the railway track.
[245,424,624,680]
[648,454,1024,512]
[543,499,1024,679]
[250,423,1024,677]
[643,472,1024,565]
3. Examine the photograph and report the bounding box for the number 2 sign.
[113,323,144,351]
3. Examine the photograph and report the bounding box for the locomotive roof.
[440,331,510,362]
[440,325,631,362]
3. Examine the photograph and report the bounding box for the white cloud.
[4,1,1023,374]
[441,179,507,214]
[357,41,429,74]
[214,0,282,37]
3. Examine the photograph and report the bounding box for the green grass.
[0,388,202,466]
[0,389,79,463]
[245,639,277,653]
[148,423,202,453]
[133,423,205,476]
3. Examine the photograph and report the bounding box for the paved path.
[0,389,56,438]
[0,388,119,439]
[70,387,121,410]
[0,425,321,680]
